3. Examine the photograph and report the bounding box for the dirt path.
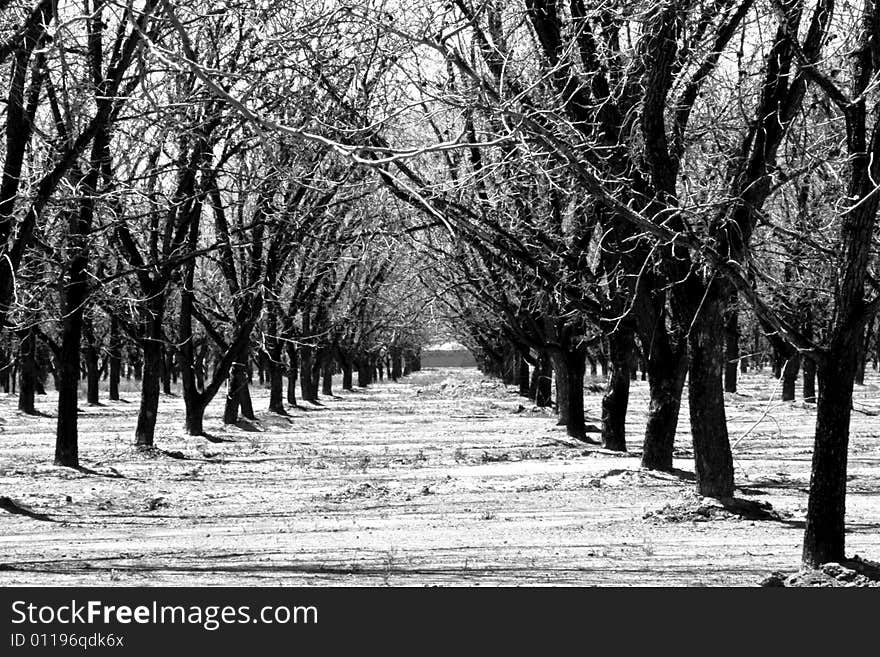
[0,368,878,586]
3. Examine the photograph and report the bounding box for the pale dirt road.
[1,368,878,586]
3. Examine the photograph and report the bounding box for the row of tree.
[2,0,878,568]
[0,1,428,460]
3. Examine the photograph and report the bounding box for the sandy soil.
[0,367,878,586]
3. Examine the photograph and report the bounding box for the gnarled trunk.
[552,346,587,441]
[687,290,734,498]
[803,354,856,566]
[602,328,633,452]
[636,293,687,472]
[135,335,162,447]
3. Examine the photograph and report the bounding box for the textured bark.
[687,291,734,498]
[134,286,166,448]
[803,358,854,566]
[552,347,587,440]
[636,292,687,471]
[641,347,687,471]
[135,335,162,447]
[602,328,633,452]
[55,211,89,468]
[553,352,569,427]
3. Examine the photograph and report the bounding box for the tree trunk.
[724,295,739,393]
[638,309,687,472]
[300,344,317,401]
[310,356,322,397]
[390,349,402,381]
[266,309,285,414]
[83,315,100,406]
[602,328,633,452]
[0,351,9,393]
[802,356,855,566]
[553,352,569,427]
[132,350,142,381]
[552,346,587,440]
[108,314,121,401]
[874,317,880,370]
[781,352,801,402]
[240,360,255,420]
[18,328,37,414]
[55,208,90,468]
[687,291,735,498]
[530,351,552,407]
[224,343,251,424]
[517,353,530,397]
[342,357,353,391]
[179,229,208,437]
[803,356,817,403]
[357,359,371,388]
[286,343,298,406]
[268,353,285,413]
[855,319,873,386]
[322,357,333,396]
[161,346,173,395]
[195,342,206,391]
[135,336,162,447]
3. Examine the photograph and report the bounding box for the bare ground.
[0,367,878,586]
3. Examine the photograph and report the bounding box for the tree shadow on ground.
[204,432,238,442]
[717,497,794,522]
[66,465,126,479]
[290,404,327,413]
[842,556,880,581]
[0,496,55,522]
[18,409,54,418]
